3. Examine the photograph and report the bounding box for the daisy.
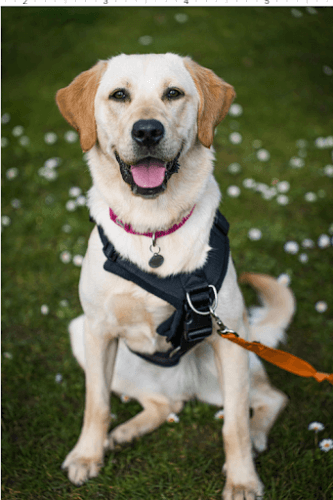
[248,228,262,241]
[302,238,314,249]
[256,149,270,162]
[227,162,242,174]
[138,36,153,46]
[227,185,241,197]
[62,224,72,233]
[41,304,49,315]
[11,199,21,209]
[12,125,24,137]
[317,234,331,248]
[55,373,63,383]
[1,137,9,148]
[214,409,225,420]
[304,192,317,202]
[73,255,84,267]
[315,301,327,313]
[44,157,61,169]
[228,103,243,117]
[289,157,304,168]
[1,113,11,124]
[243,178,256,189]
[276,195,289,206]
[167,413,179,423]
[69,186,82,197]
[284,241,299,254]
[252,140,262,149]
[277,181,290,193]
[3,352,13,359]
[19,136,30,147]
[64,130,78,143]
[298,253,308,263]
[44,132,58,144]
[229,132,242,144]
[308,422,325,432]
[6,167,18,180]
[1,216,11,227]
[277,274,291,286]
[60,251,72,264]
[120,394,131,403]
[59,299,69,307]
[291,8,303,18]
[319,439,333,452]
[66,200,76,212]
[296,139,307,149]
[76,195,87,206]
[323,165,333,177]
[174,13,188,23]
[323,66,333,77]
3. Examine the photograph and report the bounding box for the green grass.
[2,6,333,500]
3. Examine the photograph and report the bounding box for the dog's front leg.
[210,316,264,500]
[62,317,118,485]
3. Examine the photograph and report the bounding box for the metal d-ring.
[186,285,218,316]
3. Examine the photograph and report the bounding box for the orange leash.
[217,329,333,385]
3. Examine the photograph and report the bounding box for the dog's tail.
[240,273,296,348]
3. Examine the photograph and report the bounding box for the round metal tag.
[149,253,164,268]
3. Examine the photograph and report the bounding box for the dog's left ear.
[184,58,236,148]
[56,61,107,152]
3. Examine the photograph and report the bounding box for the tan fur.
[57,54,295,499]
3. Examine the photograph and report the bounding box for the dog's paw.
[62,448,103,486]
[222,475,264,500]
[107,422,139,448]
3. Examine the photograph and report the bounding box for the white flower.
[66,200,76,212]
[227,185,241,197]
[252,140,262,149]
[1,137,9,148]
[174,13,188,23]
[120,394,131,403]
[44,157,61,169]
[76,195,87,206]
[306,7,317,14]
[256,183,269,193]
[6,167,19,180]
[291,8,303,18]
[2,113,11,124]
[227,162,241,174]
[319,438,333,452]
[62,224,72,233]
[19,136,30,147]
[315,301,328,313]
[3,352,13,359]
[323,66,333,77]
[43,169,58,181]
[73,255,84,267]
[12,125,24,137]
[277,195,289,206]
[308,422,325,432]
[256,149,270,162]
[214,409,225,420]
[296,139,307,149]
[166,412,179,423]
[44,132,58,144]
[11,199,21,209]
[323,165,333,177]
[243,178,256,189]
[55,373,63,383]
[262,188,277,200]
[277,181,290,193]
[69,186,82,197]
[138,35,153,46]
[60,251,72,264]
[59,299,69,307]
[315,136,333,149]
[304,192,317,202]
[248,228,262,241]
[64,130,78,143]
[1,215,11,227]
[299,253,308,263]
[229,103,243,117]
[229,132,242,144]
[289,157,305,168]
[318,234,331,248]
[45,195,55,205]
[302,238,314,249]
[277,273,291,286]
[284,241,299,254]
[41,304,49,315]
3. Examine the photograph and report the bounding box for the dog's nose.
[131,119,165,147]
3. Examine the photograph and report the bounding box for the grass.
[2,6,333,500]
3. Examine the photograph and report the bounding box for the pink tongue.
[131,159,166,188]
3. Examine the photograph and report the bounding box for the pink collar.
[109,205,195,239]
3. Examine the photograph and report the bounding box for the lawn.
[1,6,333,500]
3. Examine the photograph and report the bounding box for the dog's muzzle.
[115,151,181,199]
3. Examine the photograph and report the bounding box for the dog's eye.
[166,88,184,100]
[109,89,128,101]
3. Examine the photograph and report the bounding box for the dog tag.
[149,253,164,268]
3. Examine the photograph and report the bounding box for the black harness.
[96,210,230,367]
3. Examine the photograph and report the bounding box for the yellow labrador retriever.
[56,53,295,499]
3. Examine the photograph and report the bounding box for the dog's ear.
[184,58,236,148]
[56,61,107,152]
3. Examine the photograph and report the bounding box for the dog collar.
[109,205,196,268]
[109,205,196,239]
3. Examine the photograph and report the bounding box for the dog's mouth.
[115,151,181,199]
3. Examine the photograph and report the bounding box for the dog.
[56,53,295,499]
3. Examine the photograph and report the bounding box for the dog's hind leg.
[106,395,183,449]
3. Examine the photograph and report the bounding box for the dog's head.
[56,53,235,200]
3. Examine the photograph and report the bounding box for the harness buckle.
[183,285,217,343]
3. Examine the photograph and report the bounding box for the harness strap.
[218,331,333,385]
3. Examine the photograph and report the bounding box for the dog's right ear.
[56,61,107,153]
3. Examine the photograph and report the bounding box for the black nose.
[131,119,165,147]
